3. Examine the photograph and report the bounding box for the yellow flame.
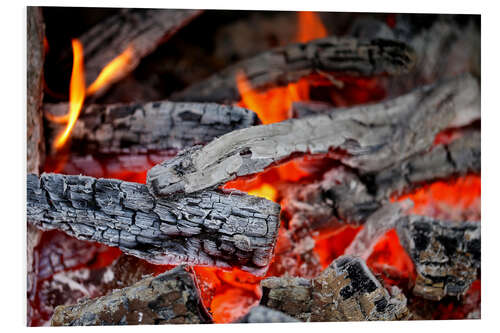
[248,183,278,202]
[86,46,134,96]
[54,39,86,149]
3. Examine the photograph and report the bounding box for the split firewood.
[148,74,479,198]
[235,305,300,323]
[44,101,258,154]
[260,255,410,321]
[50,265,212,325]
[396,216,480,301]
[283,130,480,234]
[27,173,281,275]
[68,9,201,96]
[171,37,416,103]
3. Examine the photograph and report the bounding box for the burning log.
[44,102,259,154]
[170,37,416,103]
[148,74,479,197]
[27,173,281,275]
[260,255,410,321]
[235,305,300,323]
[396,216,480,301]
[50,265,212,325]
[68,9,202,96]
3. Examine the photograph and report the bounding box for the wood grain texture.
[27,173,280,275]
[45,101,259,154]
[171,37,416,103]
[148,74,479,198]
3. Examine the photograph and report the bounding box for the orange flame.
[53,39,86,149]
[86,46,135,96]
[296,11,328,43]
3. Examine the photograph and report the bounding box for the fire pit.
[26,7,480,326]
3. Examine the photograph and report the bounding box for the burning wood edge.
[170,37,416,103]
[27,173,281,275]
[44,101,259,154]
[50,265,212,325]
[148,74,479,198]
[260,255,410,321]
[69,9,202,96]
[282,130,480,234]
[396,216,480,301]
[235,305,300,323]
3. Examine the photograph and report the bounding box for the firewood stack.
[27,8,481,326]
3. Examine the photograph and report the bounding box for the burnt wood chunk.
[149,74,479,197]
[235,306,300,323]
[261,256,409,321]
[50,265,212,325]
[171,37,416,103]
[27,173,281,275]
[45,102,259,154]
[74,9,201,95]
[396,216,480,301]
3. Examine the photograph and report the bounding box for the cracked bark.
[44,101,258,154]
[260,255,410,321]
[396,216,480,301]
[148,74,479,198]
[50,265,212,325]
[27,173,281,275]
[170,37,416,103]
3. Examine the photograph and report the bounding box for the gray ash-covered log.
[69,9,201,96]
[396,216,480,301]
[44,101,258,154]
[27,173,280,275]
[260,256,409,321]
[235,306,300,323]
[50,265,212,325]
[148,74,479,198]
[171,37,416,103]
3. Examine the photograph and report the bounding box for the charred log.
[45,101,258,154]
[148,74,479,197]
[50,265,212,325]
[260,255,410,321]
[396,216,480,301]
[27,173,281,275]
[235,305,300,323]
[171,37,416,103]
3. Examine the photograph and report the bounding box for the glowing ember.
[248,183,278,202]
[53,39,86,149]
[296,11,328,43]
[86,46,135,96]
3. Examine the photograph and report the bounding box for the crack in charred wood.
[148,74,479,198]
[396,216,480,301]
[50,265,212,325]
[44,101,259,154]
[171,37,416,103]
[27,173,280,275]
[260,256,410,321]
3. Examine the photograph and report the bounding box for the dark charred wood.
[235,305,300,323]
[50,265,212,325]
[260,255,410,321]
[396,216,480,301]
[148,74,479,198]
[27,173,281,275]
[44,101,259,154]
[170,37,416,103]
[71,9,201,96]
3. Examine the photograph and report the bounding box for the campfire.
[27,8,481,326]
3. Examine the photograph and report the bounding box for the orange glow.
[296,11,328,43]
[86,46,135,96]
[53,39,86,149]
[248,183,278,202]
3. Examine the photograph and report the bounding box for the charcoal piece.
[27,173,281,275]
[50,265,212,325]
[171,37,416,103]
[45,101,258,154]
[236,305,300,323]
[260,256,409,321]
[148,74,479,197]
[396,216,480,301]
